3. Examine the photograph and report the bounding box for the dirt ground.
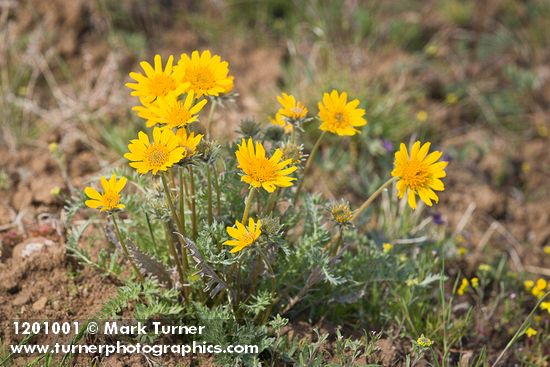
[1,0,550,365]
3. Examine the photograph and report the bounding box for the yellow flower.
[417,334,433,348]
[176,129,203,157]
[133,91,207,128]
[479,264,492,272]
[84,175,127,211]
[126,54,186,104]
[235,138,297,193]
[532,278,548,298]
[391,141,447,209]
[457,246,467,256]
[525,327,537,338]
[224,218,261,253]
[457,278,469,295]
[446,93,459,105]
[50,186,61,196]
[124,127,185,175]
[540,301,550,314]
[383,243,394,254]
[471,277,479,289]
[175,50,234,98]
[48,142,58,153]
[318,90,367,136]
[543,246,550,255]
[416,110,428,122]
[524,280,535,291]
[270,93,308,133]
[424,44,439,56]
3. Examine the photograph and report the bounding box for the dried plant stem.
[188,166,198,240]
[110,214,143,282]
[294,131,326,201]
[242,188,256,223]
[350,177,396,222]
[163,221,189,302]
[207,165,213,225]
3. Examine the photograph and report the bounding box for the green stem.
[242,188,256,223]
[294,131,326,201]
[178,166,186,237]
[213,165,222,216]
[249,254,263,296]
[144,212,158,248]
[258,248,277,323]
[111,214,143,282]
[492,290,550,367]
[161,174,188,293]
[350,177,396,222]
[330,226,344,256]
[188,166,198,240]
[266,190,279,214]
[207,165,213,225]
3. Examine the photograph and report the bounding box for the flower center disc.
[249,158,276,183]
[188,68,215,92]
[167,103,192,127]
[146,144,169,169]
[401,159,429,190]
[103,191,120,209]
[149,74,176,97]
[333,112,347,127]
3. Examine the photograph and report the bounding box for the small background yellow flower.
[85,175,127,211]
[383,243,394,253]
[417,334,433,347]
[525,327,537,338]
[270,93,308,133]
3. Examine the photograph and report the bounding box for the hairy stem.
[350,177,396,223]
[242,188,256,223]
[207,165,213,225]
[188,166,198,240]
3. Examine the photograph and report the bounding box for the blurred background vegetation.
[1,0,550,365]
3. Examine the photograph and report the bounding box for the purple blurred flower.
[431,212,445,225]
[381,139,393,152]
